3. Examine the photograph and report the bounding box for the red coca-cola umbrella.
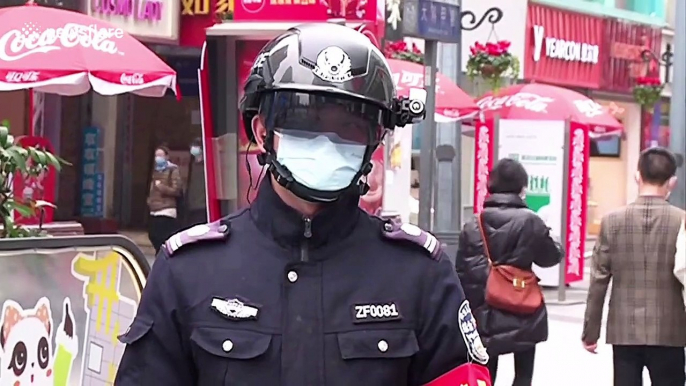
[387,58,478,122]
[0,4,177,98]
[476,84,623,138]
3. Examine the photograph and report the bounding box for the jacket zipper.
[301,217,312,262]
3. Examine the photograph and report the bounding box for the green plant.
[0,125,65,238]
[632,76,664,110]
[466,40,520,94]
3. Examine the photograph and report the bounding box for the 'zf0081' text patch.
[351,303,402,323]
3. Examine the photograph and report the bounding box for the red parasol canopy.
[476,84,623,138]
[387,58,478,122]
[0,4,177,97]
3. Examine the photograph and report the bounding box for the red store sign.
[600,19,662,93]
[524,4,604,89]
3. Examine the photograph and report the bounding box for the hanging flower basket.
[632,76,664,110]
[384,40,424,64]
[466,41,520,94]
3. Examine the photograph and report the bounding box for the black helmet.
[240,23,426,203]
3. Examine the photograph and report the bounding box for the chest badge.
[211,297,260,321]
[351,303,402,324]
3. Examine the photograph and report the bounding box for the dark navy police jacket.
[115,179,483,386]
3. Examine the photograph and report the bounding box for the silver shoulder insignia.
[381,218,442,259]
[164,220,230,256]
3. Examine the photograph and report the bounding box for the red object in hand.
[423,363,492,386]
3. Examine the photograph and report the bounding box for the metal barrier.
[0,235,150,386]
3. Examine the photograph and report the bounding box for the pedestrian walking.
[115,23,490,386]
[146,144,182,254]
[582,147,686,386]
[455,158,563,386]
[184,137,207,227]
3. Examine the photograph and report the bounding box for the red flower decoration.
[497,40,511,51]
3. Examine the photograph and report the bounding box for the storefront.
[590,18,662,228]
[84,0,188,229]
[524,4,604,90]
[523,4,610,230]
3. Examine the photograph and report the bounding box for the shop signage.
[402,0,461,44]
[524,4,604,89]
[181,0,211,14]
[233,0,326,21]
[532,25,599,64]
[87,0,180,42]
[92,0,164,20]
[0,0,79,10]
[600,19,661,94]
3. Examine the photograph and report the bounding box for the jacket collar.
[484,193,528,209]
[635,195,670,205]
[249,178,361,250]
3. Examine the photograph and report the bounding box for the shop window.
[617,0,665,18]
[591,136,621,158]
[582,0,665,19]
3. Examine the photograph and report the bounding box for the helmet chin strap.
[257,132,375,204]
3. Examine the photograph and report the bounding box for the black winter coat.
[455,193,562,355]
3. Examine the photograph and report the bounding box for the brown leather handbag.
[477,214,543,315]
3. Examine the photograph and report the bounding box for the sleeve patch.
[458,300,489,365]
[381,218,442,259]
[164,220,230,256]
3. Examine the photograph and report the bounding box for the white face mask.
[275,130,367,191]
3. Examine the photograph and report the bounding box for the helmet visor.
[259,91,386,146]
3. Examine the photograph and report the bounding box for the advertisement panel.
[79,127,105,218]
[601,19,662,94]
[498,119,565,285]
[474,119,587,285]
[524,4,604,89]
[0,247,143,385]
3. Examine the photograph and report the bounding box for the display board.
[0,245,145,385]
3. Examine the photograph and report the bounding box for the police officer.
[115,23,487,386]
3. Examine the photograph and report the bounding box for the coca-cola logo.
[573,99,604,118]
[120,73,145,85]
[391,71,443,93]
[0,22,125,62]
[477,93,555,114]
[4,71,40,83]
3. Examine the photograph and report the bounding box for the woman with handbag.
[455,158,563,386]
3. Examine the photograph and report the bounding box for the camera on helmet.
[393,88,427,127]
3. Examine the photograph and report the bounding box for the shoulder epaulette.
[381,218,442,260]
[164,219,231,256]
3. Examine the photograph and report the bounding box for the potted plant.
[383,40,424,64]
[466,40,520,94]
[0,125,65,238]
[633,76,664,110]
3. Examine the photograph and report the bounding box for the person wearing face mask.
[146,145,182,254]
[582,147,686,386]
[455,158,563,386]
[116,24,491,386]
[184,137,207,227]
